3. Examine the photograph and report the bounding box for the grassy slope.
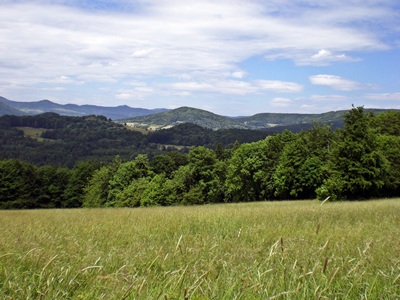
[1,200,399,299]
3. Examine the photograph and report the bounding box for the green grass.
[1,200,399,299]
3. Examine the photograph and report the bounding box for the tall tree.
[107,155,153,206]
[225,131,295,202]
[317,106,388,200]
[273,125,332,199]
[0,159,38,208]
[83,157,121,207]
[63,161,100,207]
[36,165,69,208]
[376,134,400,197]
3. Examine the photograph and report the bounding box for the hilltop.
[123,106,248,130]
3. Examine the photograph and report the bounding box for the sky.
[0,0,399,116]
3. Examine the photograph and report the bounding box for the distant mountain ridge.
[1,96,397,130]
[0,96,167,120]
[0,101,27,116]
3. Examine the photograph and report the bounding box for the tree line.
[1,106,400,209]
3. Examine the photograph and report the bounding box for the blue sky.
[0,0,399,116]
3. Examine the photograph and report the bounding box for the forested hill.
[125,106,248,129]
[147,123,271,146]
[235,110,348,129]
[0,113,147,167]
[0,113,272,167]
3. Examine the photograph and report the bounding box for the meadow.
[1,200,399,299]
[16,127,51,142]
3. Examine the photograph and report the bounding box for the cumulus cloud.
[312,49,345,60]
[309,75,362,91]
[304,49,358,65]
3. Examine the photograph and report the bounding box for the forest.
[1,106,400,209]
[0,112,273,167]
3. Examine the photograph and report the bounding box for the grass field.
[1,200,399,299]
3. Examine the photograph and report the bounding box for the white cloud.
[300,104,316,109]
[306,49,358,65]
[116,82,155,100]
[168,81,214,92]
[271,98,293,107]
[165,79,302,95]
[47,76,85,85]
[40,87,66,91]
[166,80,256,95]
[230,71,246,79]
[365,93,400,101]
[313,49,337,59]
[309,74,362,91]
[131,48,155,58]
[115,92,131,100]
[310,94,350,102]
[270,49,359,66]
[256,80,303,93]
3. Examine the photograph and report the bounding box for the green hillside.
[123,106,247,129]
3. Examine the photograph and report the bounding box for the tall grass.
[1,200,399,299]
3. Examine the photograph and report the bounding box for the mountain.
[0,101,26,116]
[0,96,167,120]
